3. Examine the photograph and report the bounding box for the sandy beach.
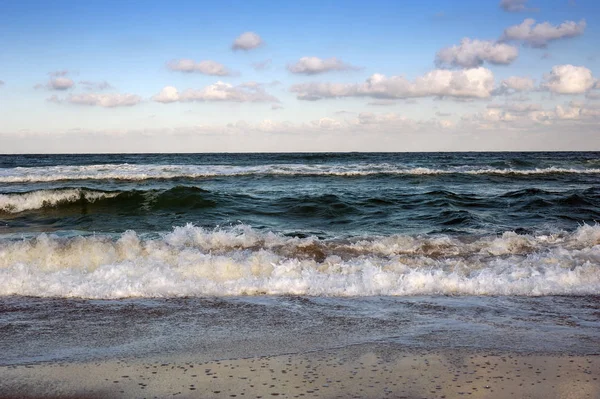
[2,343,599,399]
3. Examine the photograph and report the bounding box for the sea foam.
[1,224,599,298]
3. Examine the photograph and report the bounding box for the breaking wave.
[1,163,600,183]
[0,188,120,213]
[1,224,599,298]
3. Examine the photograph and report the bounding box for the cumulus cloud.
[49,77,75,90]
[35,77,75,91]
[287,57,360,75]
[35,71,76,91]
[153,81,279,103]
[290,68,495,101]
[555,102,600,120]
[500,0,534,12]
[501,18,586,48]
[436,39,518,68]
[167,59,231,76]
[232,32,263,51]
[66,93,142,108]
[541,65,596,94]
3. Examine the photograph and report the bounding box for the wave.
[1,163,600,182]
[0,186,221,214]
[0,188,120,213]
[1,224,599,298]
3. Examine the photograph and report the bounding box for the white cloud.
[66,93,142,108]
[152,86,180,103]
[153,81,279,103]
[0,80,4,86]
[501,18,586,48]
[79,80,112,90]
[167,59,231,76]
[500,0,534,12]
[436,39,519,68]
[271,104,284,110]
[232,32,263,51]
[287,57,360,75]
[290,68,495,100]
[541,65,596,94]
[46,77,75,90]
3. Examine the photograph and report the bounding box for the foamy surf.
[1,224,599,298]
[1,163,600,183]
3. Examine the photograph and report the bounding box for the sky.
[1,0,599,153]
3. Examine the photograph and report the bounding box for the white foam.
[1,224,599,298]
[0,189,119,213]
[0,163,599,183]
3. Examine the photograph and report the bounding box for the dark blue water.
[2,152,600,238]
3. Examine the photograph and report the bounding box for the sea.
[1,152,599,365]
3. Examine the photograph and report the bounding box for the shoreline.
[2,343,599,399]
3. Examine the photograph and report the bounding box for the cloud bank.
[290,68,495,100]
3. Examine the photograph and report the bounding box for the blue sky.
[1,0,599,152]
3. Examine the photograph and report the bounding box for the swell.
[2,164,600,183]
[1,223,600,298]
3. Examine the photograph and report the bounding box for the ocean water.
[1,152,599,363]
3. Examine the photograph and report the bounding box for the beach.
[2,345,599,398]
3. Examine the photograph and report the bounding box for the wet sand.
[1,344,599,399]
